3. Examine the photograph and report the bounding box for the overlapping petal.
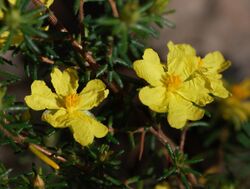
[178,76,214,106]
[51,67,79,97]
[25,80,59,110]
[139,86,169,113]
[78,79,109,110]
[70,112,108,146]
[41,0,54,7]
[167,42,197,81]
[202,51,231,74]
[167,94,204,129]
[42,109,69,128]
[133,48,165,86]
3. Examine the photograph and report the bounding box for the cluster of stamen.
[65,93,80,111]
[165,75,182,91]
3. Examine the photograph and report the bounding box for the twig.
[0,124,25,144]
[139,129,146,160]
[149,126,176,149]
[78,0,85,43]
[179,127,188,153]
[108,0,119,18]
[32,144,67,162]
[149,125,198,186]
[40,56,54,64]
[0,123,66,163]
[31,0,120,93]
[31,0,97,68]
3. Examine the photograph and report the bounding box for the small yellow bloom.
[133,42,215,129]
[169,41,231,98]
[221,79,250,128]
[25,67,109,146]
[154,182,171,189]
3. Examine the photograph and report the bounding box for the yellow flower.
[133,42,214,129]
[221,79,250,128]
[154,182,171,189]
[25,67,109,146]
[169,41,231,98]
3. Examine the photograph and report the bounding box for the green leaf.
[114,58,131,67]
[180,173,190,189]
[188,121,210,128]
[73,0,81,15]
[157,167,176,181]
[96,64,108,77]
[113,71,123,88]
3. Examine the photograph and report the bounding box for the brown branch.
[108,0,119,18]
[32,144,67,162]
[149,125,198,186]
[0,124,25,144]
[40,56,54,64]
[0,123,66,163]
[31,0,97,68]
[139,129,146,160]
[179,127,188,153]
[149,126,176,149]
[79,0,84,25]
[31,0,120,93]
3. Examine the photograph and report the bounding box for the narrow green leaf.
[96,64,108,77]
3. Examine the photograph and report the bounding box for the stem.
[31,0,120,93]
[149,126,175,149]
[0,124,66,163]
[139,130,145,160]
[179,127,188,153]
[0,124,25,144]
[108,0,119,18]
[78,0,84,43]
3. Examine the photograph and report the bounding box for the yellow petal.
[167,42,197,80]
[70,112,108,146]
[42,109,69,128]
[167,94,204,129]
[8,0,16,4]
[133,48,164,86]
[167,41,196,57]
[139,86,168,113]
[207,75,229,98]
[78,79,109,110]
[40,0,54,7]
[51,67,79,96]
[71,122,94,146]
[202,51,231,74]
[25,80,59,110]
[178,76,214,106]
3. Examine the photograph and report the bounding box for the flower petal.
[70,122,94,146]
[78,79,109,110]
[51,67,79,97]
[133,48,165,86]
[202,51,231,74]
[167,94,204,129]
[167,42,197,81]
[209,77,229,98]
[25,80,59,110]
[178,76,214,106]
[70,112,108,146]
[139,86,169,113]
[42,109,69,128]
[41,0,54,7]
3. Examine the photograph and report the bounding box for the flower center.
[165,75,182,91]
[65,93,80,110]
[197,57,204,67]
